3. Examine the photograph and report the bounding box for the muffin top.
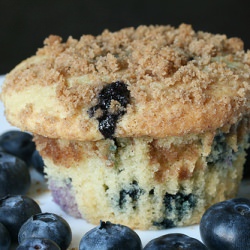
[1,23,250,141]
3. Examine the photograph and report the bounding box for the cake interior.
[34,118,249,230]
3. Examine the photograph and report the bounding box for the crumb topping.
[1,23,250,140]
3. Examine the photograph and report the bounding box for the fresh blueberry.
[16,238,61,250]
[200,198,250,250]
[79,221,142,250]
[0,152,31,197]
[0,130,36,164]
[31,150,45,175]
[18,212,72,250]
[0,195,41,241]
[0,222,11,250]
[143,233,207,250]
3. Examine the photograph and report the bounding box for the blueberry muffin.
[1,24,250,229]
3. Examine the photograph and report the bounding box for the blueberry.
[16,238,61,250]
[200,198,250,250]
[143,233,208,250]
[0,222,11,250]
[31,150,45,175]
[0,152,31,197]
[88,81,130,139]
[153,218,175,229]
[98,81,130,109]
[119,180,144,209]
[206,132,236,167]
[0,195,41,241]
[163,192,197,220]
[79,221,142,250]
[153,192,196,229]
[0,130,36,164]
[98,113,119,139]
[18,212,72,250]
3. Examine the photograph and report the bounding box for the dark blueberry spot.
[98,114,119,139]
[149,189,154,195]
[88,81,130,139]
[153,218,175,229]
[154,192,196,229]
[99,81,130,109]
[206,133,236,167]
[164,192,196,220]
[119,181,143,209]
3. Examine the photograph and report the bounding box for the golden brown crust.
[1,24,250,140]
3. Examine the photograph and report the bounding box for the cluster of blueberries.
[0,195,71,249]
[0,130,44,198]
[1,130,250,249]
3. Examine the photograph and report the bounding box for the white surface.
[1,75,249,249]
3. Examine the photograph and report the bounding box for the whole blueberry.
[18,212,72,250]
[0,222,11,250]
[0,130,36,164]
[143,233,207,250]
[200,198,250,250]
[0,152,31,197]
[79,221,142,250]
[0,195,41,241]
[31,150,45,175]
[16,238,61,250]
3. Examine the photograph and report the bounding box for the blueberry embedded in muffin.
[88,81,130,139]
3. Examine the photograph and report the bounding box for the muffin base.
[35,119,249,230]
